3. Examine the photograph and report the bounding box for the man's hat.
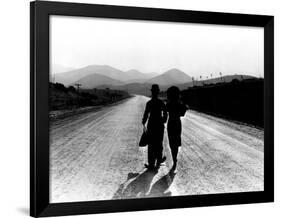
[151,84,160,92]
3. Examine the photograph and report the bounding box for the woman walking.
[166,86,188,172]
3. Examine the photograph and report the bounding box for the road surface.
[50,95,264,203]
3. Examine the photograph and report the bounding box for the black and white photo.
[50,15,264,203]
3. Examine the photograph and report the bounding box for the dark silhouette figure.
[166,86,188,172]
[142,84,167,170]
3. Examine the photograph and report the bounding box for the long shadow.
[112,169,158,199]
[147,170,176,198]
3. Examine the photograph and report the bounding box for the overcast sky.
[50,15,264,78]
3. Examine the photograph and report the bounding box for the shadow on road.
[112,169,157,199]
[147,170,176,197]
[112,169,176,199]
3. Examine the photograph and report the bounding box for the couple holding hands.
[142,84,188,172]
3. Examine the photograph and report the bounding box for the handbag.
[139,128,149,147]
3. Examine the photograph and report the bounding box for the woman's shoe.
[171,162,177,173]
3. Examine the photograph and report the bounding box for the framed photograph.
[30,1,274,217]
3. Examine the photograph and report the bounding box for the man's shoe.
[144,164,155,170]
[156,156,166,168]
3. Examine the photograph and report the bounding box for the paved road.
[50,95,264,203]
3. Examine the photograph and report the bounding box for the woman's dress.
[167,102,187,148]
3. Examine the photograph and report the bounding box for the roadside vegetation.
[49,82,130,111]
[180,78,264,127]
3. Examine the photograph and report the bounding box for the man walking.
[142,84,167,170]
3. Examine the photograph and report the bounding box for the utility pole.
[74,84,82,108]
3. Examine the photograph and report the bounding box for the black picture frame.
[30,1,274,217]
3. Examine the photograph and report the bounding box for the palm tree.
[219,72,223,82]
[74,83,82,93]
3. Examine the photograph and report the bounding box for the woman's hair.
[167,86,180,102]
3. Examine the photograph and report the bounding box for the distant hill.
[97,83,153,96]
[54,65,158,85]
[147,68,192,86]
[54,65,125,85]
[110,83,153,96]
[72,74,124,89]
[53,65,193,88]
[176,74,256,90]
[97,83,169,97]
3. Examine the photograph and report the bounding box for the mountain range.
[54,65,192,87]
[53,64,256,96]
